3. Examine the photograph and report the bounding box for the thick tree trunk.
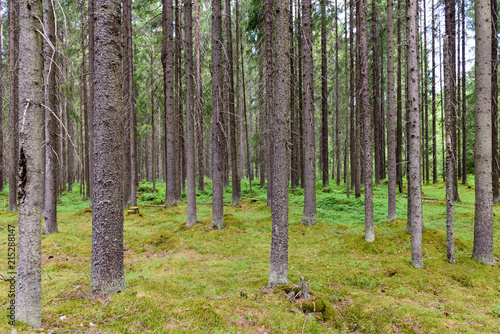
[185,0,197,226]
[358,0,374,242]
[320,0,328,188]
[387,0,397,223]
[301,0,317,226]
[472,0,495,266]
[43,0,58,234]
[212,0,224,229]
[268,0,290,289]
[91,0,125,296]
[16,0,43,326]
[407,0,423,269]
[163,0,176,207]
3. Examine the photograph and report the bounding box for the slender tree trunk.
[492,0,499,202]
[268,0,290,288]
[43,0,58,234]
[290,0,299,190]
[67,84,74,193]
[396,0,403,193]
[335,0,341,185]
[423,0,429,184]
[258,43,266,188]
[265,0,274,207]
[387,0,397,222]
[122,0,132,207]
[240,27,253,187]
[473,0,495,265]
[126,0,137,208]
[301,0,317,226]
[195,0,204,191]
[407,0,423,268]
[461,0,466,184]
[88,0,94,201]
[432,0,437,183]
[349,0,355,194]
[163,0,176,207]
[0,7,3,193]
[9,0,19,212]
[358,0,374,241]
[15,0,43,326]
[185,0,197,226]
[91,0,125,296]
[371,0,381,186]
[298,0,305,188]
[212,0,225,229]
[320,0,328,188]
[80,1,90,200]
[150,49,156,192]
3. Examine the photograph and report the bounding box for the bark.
[226,0,241,206]
[268,0,290,289]
[407,0,423,268]
[423,0,429,184]
[320,0,328,188]
[461,0,466,184]
[371,0,381,186]
[298,1,304,188]
[88,0,94,200]
[301,0,317,226]
[492,0,499,201]
[8,0,18,212]
[195,0,204,191]
[240,25,253,187]
[444,0,457,263]
[212,0,225,229]
[15,0,43,326]
[290,0,299,190]
[150,48,156,192]
[185,0,197,226]
[395,0,403,193]
[126,0,137,208]
[67,84,74,193]
[258,44,266,188]
[43,0,58,234]
[432,0,437,183]
[265,0,274,207]
[387,0,396,222]
[90,0,125,296]
[335,0,340,185]
[163,0,176,207]
[123,0,132,207]
[472,0,495,266]
[358,0,374,242]
[0,6,3,193]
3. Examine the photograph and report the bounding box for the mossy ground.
[0,177,499,333]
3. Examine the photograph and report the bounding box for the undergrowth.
[0,177,499,333]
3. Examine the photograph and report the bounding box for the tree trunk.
[43,0,58,234]
[185,0,197,226]
[371,0,381,186]
[212,0,225,229]
[8,0,18,212]
[432,0,437,183]
[320,0,328,188]
[15,0,43,326]
[258,44,266,188]
[194,0,204,191]
[122,0,132,207]
[226,0,241,206]
[265,0,274,207]
[395,0,403,193]
[407,0,423,268]
[88,0,94,201]
[163,0,176,207]
[335,0,341,186]
[301,0,317,226]
[290,0,299,190]
[90,0,125,296]
[150,49,156,192]
[387,0,397,223]
[473,0,495,265]
[492,0,499,202]
[423,0,429,184]
[461,0,466,184]
[268,0,290,288]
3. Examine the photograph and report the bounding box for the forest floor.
[0,178,499,333]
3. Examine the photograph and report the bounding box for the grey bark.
[0,5,3,193]
[90,0,126,296]
[8,0,18,212]
[395,0,403,193]
[407,0,423,268]
[185,0,197,226]
[195,0,204,191]
[387,0,396,223]
[212,0,224,229]
[15,0,43,326]
[301,0,317,226]
[491,0,498,201]
[359,0,374,242]
[268,0,290,289]
[43,0,58,234]
[265,0,273,207]
[320,0,328,188]
[432,0,437,183]
[88,0,94,199]
[122,0,131,207]
[473,0,495,266]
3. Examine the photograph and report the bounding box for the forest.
[0,0,499,332]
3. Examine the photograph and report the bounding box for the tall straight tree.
[320,0,328,187]
[491,0,499,201]
[432,0,437,183]
[461,0,466,184]
[88,0,95,197]
[265,0,274,207]
[163,0,176,207]
[395,0,403,193]
[472,0,495,265]
[268,0,290,288]
[0,5,3,193]
[407,0,423,268]
[371,0,381,185]
[15,0,43,326]
[185,0,197,227]
[387,0,397,222]
[359,0,374,242]
[8,0,18,212]
[301,0,317,226]
[43,0,58,234]
[91,0,125,295]
[80,1,90,199]
[226,0,241,206]
[195,0,204,191]
[335,0,341,185]
[212,0,224,229]
[444,0,456,263]
[123,0,132,207]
